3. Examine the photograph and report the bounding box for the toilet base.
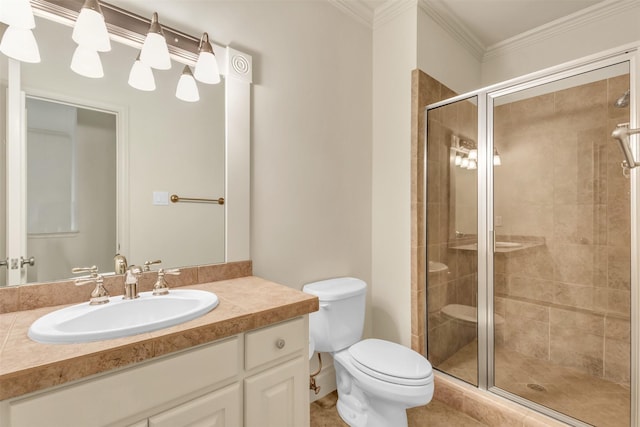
[333,350,432,427]
[336,392,409,427]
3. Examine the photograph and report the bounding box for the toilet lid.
[349,339,433,386]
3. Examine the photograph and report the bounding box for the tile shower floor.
[310,391,487,427]
[438,341,630,427]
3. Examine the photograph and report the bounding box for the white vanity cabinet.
[0,316,309,427]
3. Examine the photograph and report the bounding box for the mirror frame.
[4,1,252,286]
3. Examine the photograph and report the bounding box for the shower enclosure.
[426,48,638,427]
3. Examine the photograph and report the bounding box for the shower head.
[614,90,630,108]
[612,125,640,169]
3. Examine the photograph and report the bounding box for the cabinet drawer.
[8,337,239,427]
[245,317,306,370]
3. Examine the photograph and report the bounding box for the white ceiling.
[358,0,604,48]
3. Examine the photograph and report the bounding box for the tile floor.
[438,341,630,427]
[310,391,487,427]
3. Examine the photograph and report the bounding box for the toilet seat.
[348,339,433,387]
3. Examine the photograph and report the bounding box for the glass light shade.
[176,66,199,102]
[454,154,462,166]
[72,3,111,52]
[1,0,35,29]
[194,51,220,84]
[0,26,40,63]
[140,32,171,70]
[70,45,104,78]
[493,154,502,166]
[139,13,171,70]
[128,58,155,91]
[194,33,220,84]
[468,149,478,160]
[461,157,469,168]
[467,159,477,170]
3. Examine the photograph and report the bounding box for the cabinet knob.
[275,338,286,349]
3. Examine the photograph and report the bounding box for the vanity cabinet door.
[244,355,307,427]
[148,383,241,427]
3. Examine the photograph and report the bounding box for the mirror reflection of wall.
[2,16,226,287]
[26,97,117,283]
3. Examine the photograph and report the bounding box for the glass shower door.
[426,95,479,386]
[491,62,632,427]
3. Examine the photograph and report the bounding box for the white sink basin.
[28,289,219,344]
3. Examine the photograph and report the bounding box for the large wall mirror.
[0,3,252,287]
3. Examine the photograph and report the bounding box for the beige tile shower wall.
[493,74,631,384]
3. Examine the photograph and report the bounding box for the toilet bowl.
[304,278,434,427]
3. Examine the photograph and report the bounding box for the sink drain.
[527,383,547,392]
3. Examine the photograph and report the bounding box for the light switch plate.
[153,191,169,205]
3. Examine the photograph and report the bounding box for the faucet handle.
[74,272,109,305]
[143,259,162,272]
[152,268,179,296]
[72,265,99,278]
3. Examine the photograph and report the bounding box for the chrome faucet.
[124,265,142,299]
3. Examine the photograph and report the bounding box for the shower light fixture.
[194,32,220,84]
[493,148,502,166]
[72,0,111,52]
[70,45,104,78]
[176,65,200,102]
[128,52,156,91]
[140,12,171,70]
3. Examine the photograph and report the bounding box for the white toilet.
[303,277,434,427]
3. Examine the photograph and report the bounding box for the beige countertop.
[0,276,318,401]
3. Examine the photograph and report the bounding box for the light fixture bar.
[29,0,201,64]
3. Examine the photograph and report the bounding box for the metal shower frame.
[425,41,640,427]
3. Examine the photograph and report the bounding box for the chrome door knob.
[20,256,35,267]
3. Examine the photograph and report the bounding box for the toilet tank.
[303,277,366,353]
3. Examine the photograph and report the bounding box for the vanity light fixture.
[176,65,200,102]
[0,0,40,63]
[70,45,104,78]
[0,0,35,28]
[460,157,469,168]
[0,26,41,63]
[468,149,478,161]
[194,32,220,84]
[467,159,477,170]
[128,52,156,91]
[140,12,171,70]
[72,0,111,52]
[454,154,462,166]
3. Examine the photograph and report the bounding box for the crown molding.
[417,0,485,61]
[327,0,375,28]
[329,0,638,64]
[483,0,639,61]
[373,0,417,29]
